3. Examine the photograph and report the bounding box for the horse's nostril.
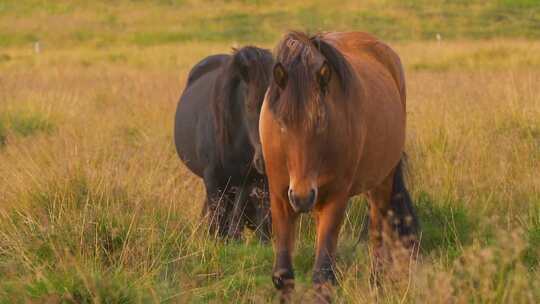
[287,187,318,213]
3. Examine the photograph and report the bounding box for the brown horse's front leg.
[312,198,348,303]
[271,194,298,302]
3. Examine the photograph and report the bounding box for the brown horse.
[259,31,419,301]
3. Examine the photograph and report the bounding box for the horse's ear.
[273,62,287,89]
[237,61,250,82]
[317,61,331,90]
[233,51,250,81]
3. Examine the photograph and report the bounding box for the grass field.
[1,0,540,303]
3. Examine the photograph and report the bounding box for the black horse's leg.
[203,167,229,239]
[255,198,272,243]
[241,181,271,243]
[227,184,249,240]
[243,196,271,243]
[252,186,272,243]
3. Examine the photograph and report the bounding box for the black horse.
[174,46,273,241]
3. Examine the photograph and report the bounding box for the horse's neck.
[226,82,246,129]
[215,79,249,144]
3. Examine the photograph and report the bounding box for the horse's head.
[266,32,354,212]
[213,46,273,174]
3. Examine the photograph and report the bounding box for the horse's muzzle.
[288,187,317,213]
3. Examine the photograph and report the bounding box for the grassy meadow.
[1,0,540,302]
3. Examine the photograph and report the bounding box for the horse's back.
[175,56,228,177]
[326,32,406,108]
[186,54,229,88]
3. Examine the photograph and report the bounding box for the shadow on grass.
[415,191,474,258]
[184,241,274,302]
[342,192,474,259]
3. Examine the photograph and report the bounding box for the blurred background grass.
[1,0,540,48]
[1,0,540,303]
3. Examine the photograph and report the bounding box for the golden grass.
[1,29,539,304]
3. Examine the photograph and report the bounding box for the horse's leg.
[255,193,272,243]
[244,182,272,243]
[243,196,271,243]
[388,161,420,250]
[312,197,348,302]
[227,184,249,241]
[271,194,298,302]
[203,167,228,239]
[366,173,393,278]
[367,164,420,278]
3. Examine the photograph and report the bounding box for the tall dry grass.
[1,36,539,302]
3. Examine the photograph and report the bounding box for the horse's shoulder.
[186,54,230,87]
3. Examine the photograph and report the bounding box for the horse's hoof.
[272,269,295,290]
[272,275,284,289]
[279,289,293,304]
[273,270,294,304]
[313,283,333,304]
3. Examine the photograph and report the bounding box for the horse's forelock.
[269,31,353,130]
[311,35,354,96]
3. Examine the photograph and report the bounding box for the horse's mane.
[212,46,273,161]
[267,31,355,128]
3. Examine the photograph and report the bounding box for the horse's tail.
[390,155,420,242]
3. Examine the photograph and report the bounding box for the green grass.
[0,32,37,47]
[9,111,55,137]
[524,204,540,268]
[0,110,55,141]
[415,192,474,257]
[132,12,275,46]
[1,0,540,48]
[498,0,540,9]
